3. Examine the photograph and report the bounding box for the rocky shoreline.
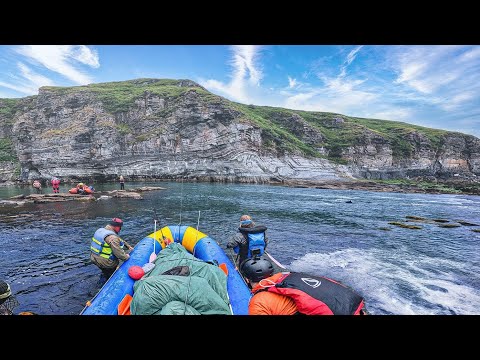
[1,178,479,196]
[280,178,480,196]
[0,186,166,206]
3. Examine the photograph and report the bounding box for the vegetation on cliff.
[34,78,462,162]
[40,79,197,114]
[0,138,16,162]
[0,98,20,124]
[1,78,478,193]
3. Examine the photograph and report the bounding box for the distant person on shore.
[76,183,85,195]
[240,257,368,315]
[51,177,60,193]
[90,217,133,279]
[119,175,125,190]
[33,180,42,194]
[226,214,269,268]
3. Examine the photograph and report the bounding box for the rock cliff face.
[0,78,478,184]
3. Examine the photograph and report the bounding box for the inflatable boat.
[69,183,94,195]
[81,225,252,315]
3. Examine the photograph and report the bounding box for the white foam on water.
[289,248,480,315]
[419,278,480,314]
[371,196,405,201]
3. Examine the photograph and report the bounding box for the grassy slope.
[1,78,464,162]
[233,104,451,160]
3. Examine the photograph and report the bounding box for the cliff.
[0,78,479,185]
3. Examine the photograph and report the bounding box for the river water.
[1,181,479,315]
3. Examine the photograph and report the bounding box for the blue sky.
[1,45,479,138]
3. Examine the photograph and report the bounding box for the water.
[1,181,479,315]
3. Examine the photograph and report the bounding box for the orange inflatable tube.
[69,186,93,194]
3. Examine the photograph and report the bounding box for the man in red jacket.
[51,177,60,193]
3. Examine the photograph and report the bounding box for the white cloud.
[457,47,480,63]
[0,80,35,95]
[0,62,55,96]
[339,45,363,77]
[284,91,318,110]
[280,47,377,115]
[70,45,100,67]
[440,91,476,111]
[288,76,297,88]
[201,45,262,103]
[15,45,99,84]
[392,45,480,99]
[17,62,54,89]
[367,108,412,121]
[322,76,368,94]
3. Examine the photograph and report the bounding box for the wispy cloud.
[367,107,413,121]
[392,46,479,99]
[15,45,99,84]
[283,47,376,115]
[0,62,54,95]
[17,62,54,88]
[339,45,363,78]
[0,80,35,95]
[287,76,297,88]
[201,45,262,103]
[0,45,99,96]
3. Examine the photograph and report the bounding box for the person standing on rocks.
[33,180,42,194]
[51,177,60,193]
[119,175,125,190]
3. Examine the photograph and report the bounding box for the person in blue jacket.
[226,214,269,268]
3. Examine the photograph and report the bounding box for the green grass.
[40,79,203,114]
[34,78,471,167]
[374,179,463,193]
[289,111,449,159]
[116,124,131,135]
[349,117,449,155]
[233,104,321,157]
[0,98,20,122]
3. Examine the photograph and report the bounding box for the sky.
[0,45,479,138]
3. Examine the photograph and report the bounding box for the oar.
[228,248,239,270]
[123,238,134,251]
[149,209,158,263]
[265,250,287,270]
[229,248,249,287]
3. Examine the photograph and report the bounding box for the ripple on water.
[0,182,478,315]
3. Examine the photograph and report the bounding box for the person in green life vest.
[90,218,134,279]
